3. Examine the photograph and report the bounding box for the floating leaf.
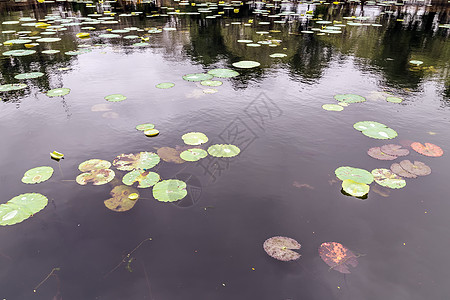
[409,60,423,66]
[342,179,370,197]
[145,129,159,136]
[76,169,115,185]
[269,53,287,58]
[263,236,301,261]
[36,37,61,43]
[386,97,403,103]
[113,152,160,171]
[3,49,36,56]
[78,159,111,172]
[0,193,48,226]
[0,83,28,92]
[156,147,185,164]
[334,166,373,184]
[232,61,260,68]
[104,185,139,212]
[380,144,409,156]
[22,166,53,184]
[362,127,398,139]
[47,88,70,97]
[50,151,64,160]
[371,168,406,189]
[14,72,44,80]
[156,82,175,89]
[411,142,443,157]
[182,73,213,82]
[180,149,208,162]
[399,160,431,176]
[122,170,160,188]
[318,242,358,273]
[390,162,417,178]
[105,94,126,102]
[322,104,343,111]
[334,94,366,103]
[135,123,154,131]
[207,68,239,78]
[207,144,240,158]
[353,121,387,131]
[200,80,222,87]
[152,179,187,202]
[367,147,397,160]
[182,132,208,145]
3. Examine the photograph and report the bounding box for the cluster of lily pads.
[322,93,403,112]
[263,236,358,273]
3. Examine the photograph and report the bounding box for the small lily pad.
[79,159,111,172]
[207,68,239,78]
[76,169,115,185]
[353,121,387,131]
[105,94,126,102]
[47,88,70,97]
[145,129,159,136]
[0,83,28,92]
[104,185,139,212]
[207,144,240,157]
[22,166,54,184]
[367,147,397,160]
[334,94,366,103]
[411,142,443,157]
[342,179,370,197]
[0,193,48,226]
[263,236,301,261]
[318,242,358,274]
[14,72,45,80]
[122,170,160,188]
[200,80,222,87]
[334,166,373,184]
[386,96,403,103]
[180,149,208,161]
[113,152,160,171]
[2,49,36,56]
[152,179,187,202]
[182,73,214,82]
[182,132,208,145]
[390,162,417,178]
[269,53,287,58]
[322,104,344,111]
[232,61,260,68]
[50,151,64,160]
[362,127,398,139]
[371,168,406,189]
[399,160,431,176]
[136,123,155,131]
[156,82,175,89]
[380,144,409,156]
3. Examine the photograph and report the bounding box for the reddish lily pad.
[367,147,397,160]
[399,160,431,176]
[390,163,417,179]
[156,147,185,164]
[380,144,409,156]
[318,242,358,274]
[411,142,443,157]
[263,236,301,261]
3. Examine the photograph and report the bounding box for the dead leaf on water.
[104,185,139,212]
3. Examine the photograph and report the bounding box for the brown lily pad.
[390,163,417,178]
[380,144,409,156]
[367,147,397,160]
[104,185,139,212]
[399,160,431,176]
[76,169,115,185]
[263,236,301,261]
[318,242,358,274]
[78,159,112,172]
[411,142,443,157]
[156,147,185,164]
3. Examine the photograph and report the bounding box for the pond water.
[0,1,449,299]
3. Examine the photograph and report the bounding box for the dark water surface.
[0,1,449,299]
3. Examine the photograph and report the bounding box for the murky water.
[0,1,449,299]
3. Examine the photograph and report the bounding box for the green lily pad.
[98,33,121,38]
[76,169,115,185]
[2,50,36,56]
[105,94,126,102]
[409,60,423,66]
[0,193,48,226]
[78,159,111,172]
[104,185,139,212]
[334,94,366,103]
[182,73,214,82]
[156,82,175,89]
[342,179,370,197]
[42,50,60,54]
[36,37,61,42]
[207,68,239,78]
[14,72,45,80]
[362,127,398,139]
[136,123,155,131]
[47,88,70,97]
[0,84,28,92]
[122,170,160,188]
[269,53,287,58]
[353,121,387,131]
[50,151,64,160]
[335,166,373,184]
[3,39,32,45]
[322,104,344,111]
[113,152,160,171]
[200,80,222,87]
[180,148,208,161]
[22,166,54,184]
[386,96,403,103]
[232,61,261,68]
[182,132,208,145]
[207,144,241,158]
[371,168,406,189]
[152,179,187,202]
[145,129,159,136]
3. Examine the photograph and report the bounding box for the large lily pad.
[263,236,301,261]
[156,147,185,164]
[411,142,443,157]
[207,68,239,78]
[152,179,187,202]
[78,159,112,172]
[180,149,208,162]
[0,83,28,92]
[207,144,240,158]
[122,170,160,188]
[371,168,406,189]
[334,166,373,184]
[47,88,70,97]
[182,132,208,145]
[104,185,139,212]
[22,166,54,184]
[362,127,398,139]
[334,94,366,103]
[380,144,409,156]
[113,152,160,171]
[76,169,115,185]
[342,179,370,197]
[232,61,260,68]
[14,72,44,80]
[0,193,48,226]
[399,160,431,176]
[390,163,417,179]
[182,73,213,82]
[318,242,358,273]
[3,49,36,56]
[367,147,397,160]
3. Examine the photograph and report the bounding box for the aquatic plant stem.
[33,267,60,292]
